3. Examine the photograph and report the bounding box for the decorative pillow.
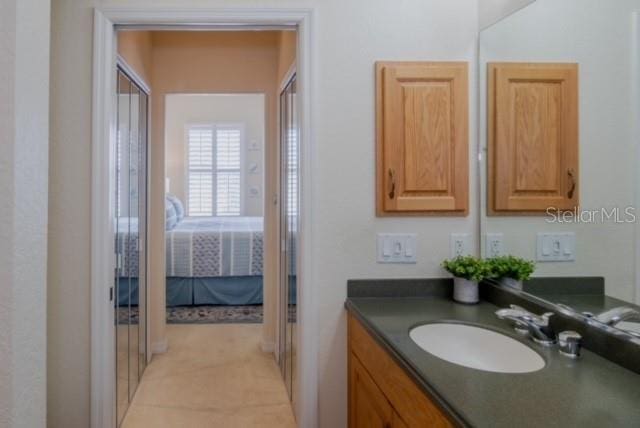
[166,194,185,222]
[165,197,178,231]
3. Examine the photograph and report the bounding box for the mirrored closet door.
[115,65,149,426]
[279,74,299,404]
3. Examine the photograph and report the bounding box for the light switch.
[377,234,417,263]
[382,239,391,257]
[537,232,575,262]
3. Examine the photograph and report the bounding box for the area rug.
[167,305,263,324]
[117,305,263,324]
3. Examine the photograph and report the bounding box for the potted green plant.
[487,255,535,290]
[442,256,489,304]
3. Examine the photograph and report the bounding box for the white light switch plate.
[485,233,504,257]
[450,233,471,258]
[377,234,417,263]
[537,232,575,262]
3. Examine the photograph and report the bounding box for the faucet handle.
[558,331,582,359]
[541,312,554,322]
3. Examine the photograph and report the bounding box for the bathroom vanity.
[345,279,640,428]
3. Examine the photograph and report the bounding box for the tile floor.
[122,324,296,428]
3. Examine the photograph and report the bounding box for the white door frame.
[91,7,317,428]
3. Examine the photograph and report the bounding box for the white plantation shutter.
[216,128,241,216]
[187,125,242,216]
[187,127,215,216]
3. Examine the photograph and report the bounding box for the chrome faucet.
[592,307,640,327]
[495,305,556,346]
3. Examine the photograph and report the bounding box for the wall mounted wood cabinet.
[488,62,579,214]
[348,314,454,428]
[376,62,469,216]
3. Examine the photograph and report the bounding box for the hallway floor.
[122,324,296,428]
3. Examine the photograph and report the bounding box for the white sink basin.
[409,323,545,373]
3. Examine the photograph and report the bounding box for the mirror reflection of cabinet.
[376,61,469,216]
[488,62,579,214]
[479,0,640,340]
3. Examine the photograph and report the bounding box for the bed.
[165,216,264,306]
[117,216,268,307]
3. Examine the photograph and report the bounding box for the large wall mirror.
[479,0,640,340]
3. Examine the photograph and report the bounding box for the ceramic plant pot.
[453,277,479,304]
[500,277,523,291]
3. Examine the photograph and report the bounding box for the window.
[187,125,242,216]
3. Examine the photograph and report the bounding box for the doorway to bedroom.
[115,29,298,427]
[164,93,266,324]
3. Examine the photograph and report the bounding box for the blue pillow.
[165,197,178,231]
[166,194,185,222]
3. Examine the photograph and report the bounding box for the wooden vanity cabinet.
[348,313,454,428]
[350,355,408,428]
[376,61,469,216]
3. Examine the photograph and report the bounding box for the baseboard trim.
[261,340,275,353]
[152,337,168,354]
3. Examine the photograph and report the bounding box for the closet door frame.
[92,8,316,428]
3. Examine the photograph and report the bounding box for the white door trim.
[91,7,317,428]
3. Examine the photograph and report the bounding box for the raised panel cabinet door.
[349,352,394,428]
[376,61,469,216]
[392,411,409,428]
[488,62,579,214]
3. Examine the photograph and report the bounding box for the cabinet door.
[349,352,394,428]
[392,411,409,428]
[488,62,579,214]
[376,61,469,216]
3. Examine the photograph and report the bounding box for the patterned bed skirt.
[117,276,263,307]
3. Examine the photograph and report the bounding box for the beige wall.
[165,94,266,217]
[1,0,50,427]
[49,2,479,427]
[478,0,536,29]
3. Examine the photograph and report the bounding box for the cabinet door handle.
[388,168,396,200]
[567,168,576,199]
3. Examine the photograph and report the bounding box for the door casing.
[92,7,316,428]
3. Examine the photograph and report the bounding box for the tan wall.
[148,31,281,350]
[117,31,153,85]
[277,30,297,84]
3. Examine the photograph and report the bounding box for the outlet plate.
[377,234,417,263]
[450,233,471,258]
[485,233,504,257]
[537,232,576,262]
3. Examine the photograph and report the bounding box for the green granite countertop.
[346,296,640,428]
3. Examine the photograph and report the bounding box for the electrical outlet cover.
[450,233,471,258]
[485,233,504,258]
